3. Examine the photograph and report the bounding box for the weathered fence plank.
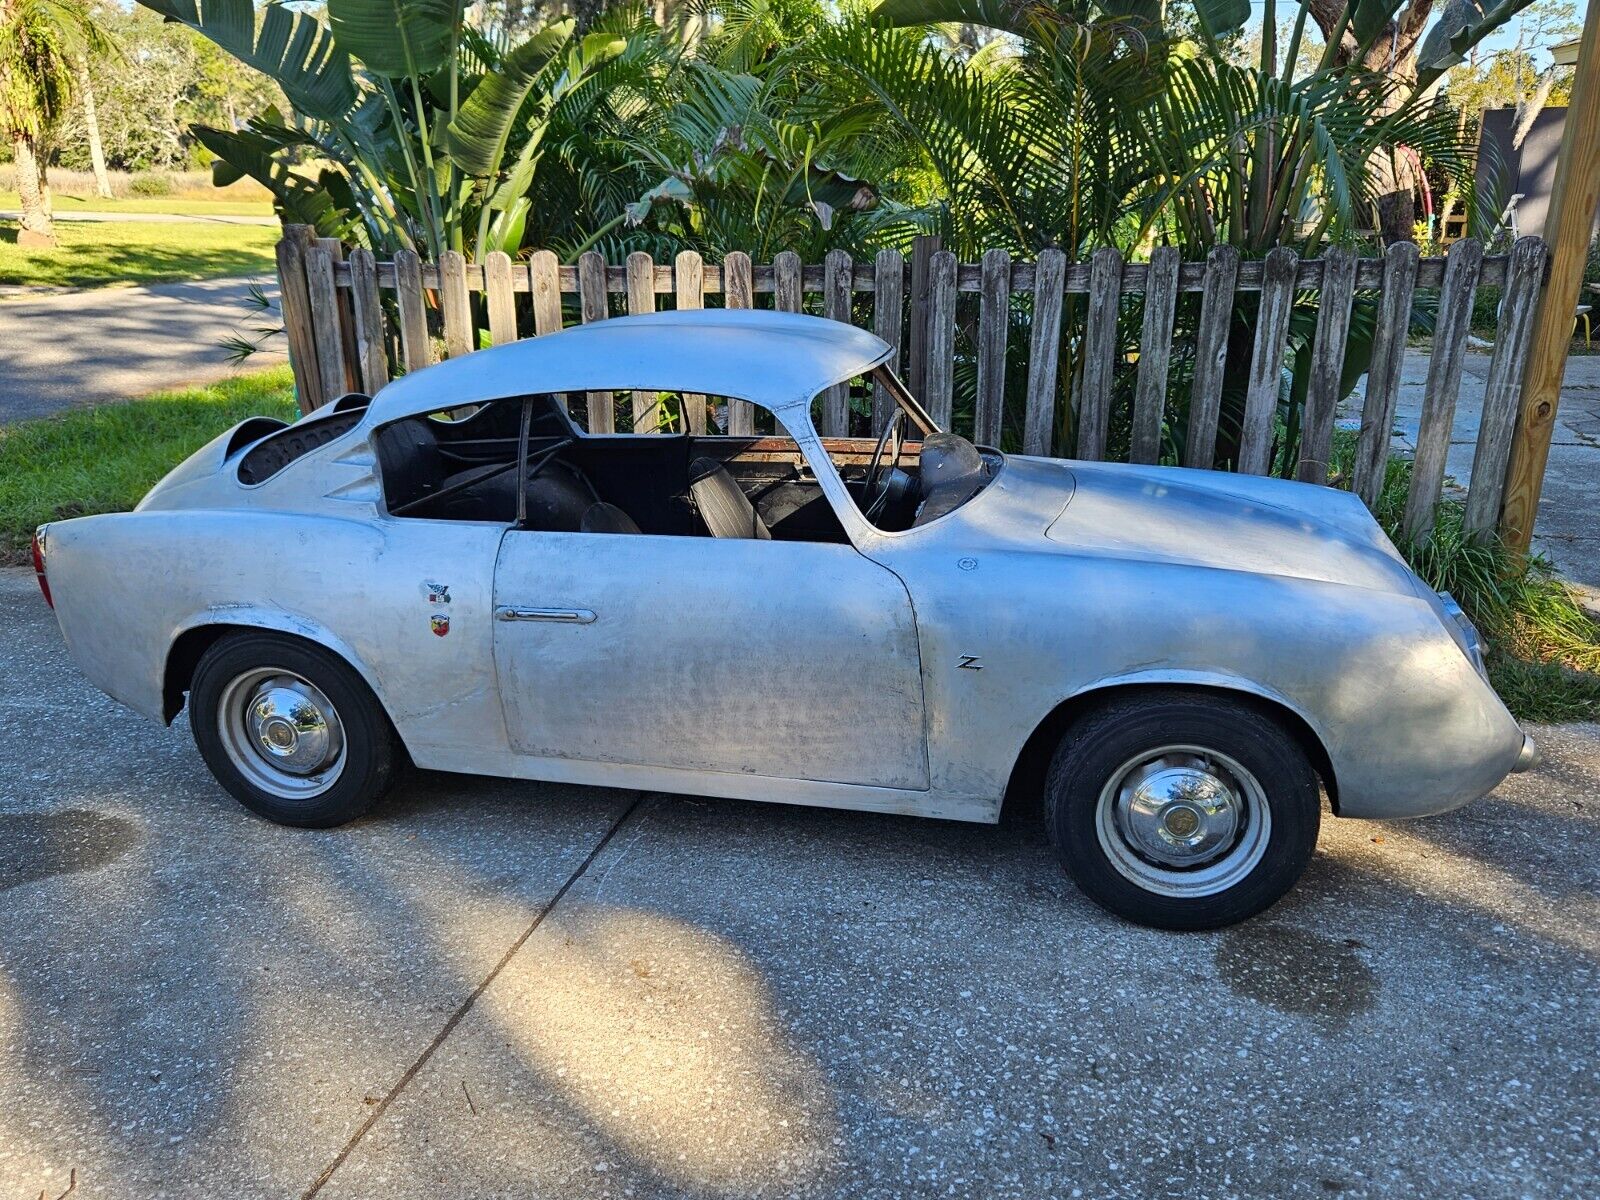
[675,250,707,434]
[302,240,349,404]
[528,250,563,337]
[872,249,904,435]
[923,250,958,429]
[578,251,614,432]
[1402,237,1485,541]
[820,249,854,436]
[975,248,1011,447]
[907,234,940,397]
[1355,241,1422,506]
[275,227,323,412]
[1465,236,1548,538]
[438,251,474,361]
[1023,248,1067,456]
[1130,246,1180,464]
[347,247,389,394]
[316,238,361,395]
[626,251,656,430]
[484,251,518,347]
[1238,247,1299,475]
[393,248,431,374]
[773,251,802,313]
[724,252,756,436]
[1077,247,1124,461]
[1186,244,1240,469]
[1295,247,1357,483]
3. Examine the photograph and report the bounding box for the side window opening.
[373,393,852,543]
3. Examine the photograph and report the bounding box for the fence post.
[724,252,756,436]
[906,234,941,398]
[1499,0,1600,552]
[872,249,905,435]
[1023,248,1067,456]
[302,239,349,406]
[274,224,324,414]
[975,248,1011,447]
[1465,237,1548,538]
[820,249,854,435]
[1402,237,1484,541]
[922,250,957,429]
[347,247,389,394]
[1077,246,1124,461]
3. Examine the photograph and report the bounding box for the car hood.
[976,456,1423,598]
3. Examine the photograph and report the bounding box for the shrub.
[129,172,174,197]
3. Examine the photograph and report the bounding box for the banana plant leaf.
[137,0,357,122]
[325,0,464,79]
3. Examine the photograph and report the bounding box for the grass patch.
[0,368,297,564]
[1331,432,1600,722]
[0,192,275,217]
[0,219,277,288]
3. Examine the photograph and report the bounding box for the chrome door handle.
[495,606,597,624]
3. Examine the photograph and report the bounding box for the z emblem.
[957,655,983,671]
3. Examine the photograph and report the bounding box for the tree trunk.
[12,134,56,247]
[1308,0,1433,245]
[77,56,114,200]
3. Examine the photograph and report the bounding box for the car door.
[491,530,929,789]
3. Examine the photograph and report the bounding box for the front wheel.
[189,632,399,828]
[1045,692,1321,930]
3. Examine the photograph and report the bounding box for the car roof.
[365,308,893,427]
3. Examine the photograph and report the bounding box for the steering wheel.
[862,408,906,522]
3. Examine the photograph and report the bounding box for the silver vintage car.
[33,310,1536,929]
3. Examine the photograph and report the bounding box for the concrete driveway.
[1,565,1597,1200]
[0,276,286,424]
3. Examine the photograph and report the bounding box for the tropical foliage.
[0,0,108,243]
[121,0,1541,468]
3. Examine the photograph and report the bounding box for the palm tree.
[0,0,104,245]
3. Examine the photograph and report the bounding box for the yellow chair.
[1577,305,1593,349]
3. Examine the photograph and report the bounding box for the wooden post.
[274,225,323,413]
[724,252,756,436]
[1499,0,1600,553]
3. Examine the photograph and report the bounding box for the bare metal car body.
[39,309,1530,826]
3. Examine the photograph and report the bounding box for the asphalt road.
[1,565,1597,1199]
[0,276,287,424]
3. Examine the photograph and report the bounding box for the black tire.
[188,631,399,828]
[1044,690,1320,931]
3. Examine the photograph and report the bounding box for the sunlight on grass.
[0,367,298,564]
[0,219,278,288]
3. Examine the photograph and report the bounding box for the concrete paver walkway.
[1,567,1596,1199]
[0,276,287,423]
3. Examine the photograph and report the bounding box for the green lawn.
[0,219,279,287]
[0,368,298,564]
[1,192,275,217]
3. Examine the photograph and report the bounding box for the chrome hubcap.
[1096,745,1270,898]
[217,669,345,799]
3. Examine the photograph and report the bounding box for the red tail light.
[30,530,53,609]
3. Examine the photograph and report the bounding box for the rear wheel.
[189,632,398,828]
[1045,692,1320,930]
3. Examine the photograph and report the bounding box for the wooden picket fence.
[275,225,1550,542]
